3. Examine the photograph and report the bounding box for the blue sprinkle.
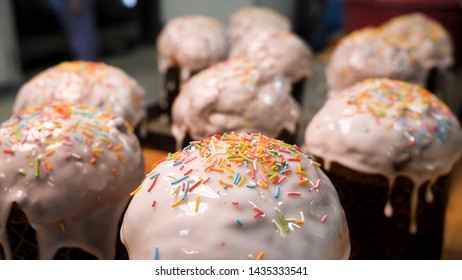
[173,161,183,167]
[246,185,256,189]
[233,173,241,184]
[150,173,160,180]
[236,219,243,226]
[182,182,190,200]
[154,246,159,260]
[171,175,189,185]
[274,186,281,199]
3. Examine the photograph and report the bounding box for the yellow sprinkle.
[311,161,321,168]
[268,173,278,180]
[195,196,200,213]
[100,137,110,143]
[272,219,286,238]
[297,163,302,171]
[237,174,246,187]
[171,198,183,208]
[59,223,66,232]
[221,164,234,173]
[295,170,308,177]
[257,180,269,188]
[130,185,142,196]
[92,148,104,153]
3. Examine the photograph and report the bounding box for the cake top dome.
[305,78,462,188]
[171,58,301,150]
[13,61,146,129]
[121,132,350,259]
[156,15,228,79]
[228,6,291,45]
[326,27,426,95]
[382,13,454,69]
[229,27,313,83]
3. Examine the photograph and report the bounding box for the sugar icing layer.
[121,132,350,259]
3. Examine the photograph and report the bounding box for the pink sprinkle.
[253,207,264,217]
[202,177,211,184]
[287,192,302,197]
[277,148,291,154]
[232,201,239,206]
[184,169,193,176]
[259,170,267,183]
[321,214,328,223]
[293,144,303,153]
[3,148,14,155]
[62,141,73,146]
[152,200,157,207]
[179,165,185,171]
[277,175,288,184]
[313,179,320,190]
[184,156,198,164]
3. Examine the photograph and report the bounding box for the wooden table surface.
[142,147,462,260]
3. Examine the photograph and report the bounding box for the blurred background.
[1,0,461,121]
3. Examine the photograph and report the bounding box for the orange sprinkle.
[259,163,268,174]
[113,144,123,152]
[44,160,53,171]
[298,179,310,185]
[112,168,119,177]
[209,167,224,173]
[258,180,269,188]
[90,157,97,164]
[44,150,56,157]
[256,252,264,260]
[116,153,126,164]
[219,179,233,188]
[82,130,94,139]
[151,158,166,170]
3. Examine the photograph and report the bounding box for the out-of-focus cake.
[171,58,301,150]
[121,132,350,259]
[156,15,228,116]
[229,27,313,103]
[325,27,426,97]
[0,102,145,259]
[13,61,147,131]
[382,13,454,70]
[228,6,291,46]
[304,78,462,259]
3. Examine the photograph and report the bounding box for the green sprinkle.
[18,168,26,176]
[35,158,41,178]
